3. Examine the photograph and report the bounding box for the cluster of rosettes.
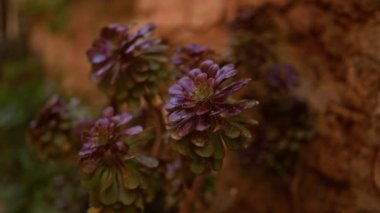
[172,44,216,75]
[87,23,168,106]
[29,96,84,160]
[165,60,258,173]
[230,7,279,73]
[79,107,158,211]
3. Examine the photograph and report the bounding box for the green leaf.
[99,180,119,205]
[132,86,145,98]
[136,156,159,168]
[190,161,205,174]
[222,136,242,150]
[138,174,149,190]
[245,118,258,125]
[134,73,149,82]
[81,167,103,189]
[145,45,168,53]
[127,100,139,110]
[176,140,189,155]
[191,135,207,147]
[148,61,160,70]
[135,194,145,210]
[148,75,157,82]
[122,166,140,190]
[188,147,202,160]
[144,55,168,63]
[213,138,225,159]
[100,168,114,192]
[195,140,214,158]
[40,131,52,142]
[119,187,137,206]
[126,78,135,88]
[224,126,240,139]
[236,124,252,139]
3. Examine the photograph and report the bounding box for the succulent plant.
[267,63,298,90]
[165,60,258,173]
[172,44,216,76]
[87,23,168,107]
[239,96,315,178]
[229,7,280,75]
[28,95,84,160]
[79,107,158,211]
[28,21,265,212]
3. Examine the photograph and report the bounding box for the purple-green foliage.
[230,7,316,179]
[87,23,168,107]
[166,60,257,173]
[29,23,258,212]
[0,38,87,213]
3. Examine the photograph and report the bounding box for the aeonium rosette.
[165,60,258,173]
[87,23,168,107]
[267,63,298,90]
[172,43,216,76]
[28,95,89,160]
[79,107,158,211]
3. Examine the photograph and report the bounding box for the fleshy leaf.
[125,125,143,136]
[136,156,159,168]
[190,161,206,174]
[224,126,240,139]
[195,140,214,158]
[177,121,194,138]
[237,124,252,139]
[100,168,114,192]
[122,166,140,189]
[176,140,190,155]
[191,135,207,147]
[135,194,145,210]
[81,167,103,189]
[223,137,243,150]
[99,180,119,205]
[213,137,225,159]
[119,187,137,206]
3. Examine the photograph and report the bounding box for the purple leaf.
[200,60,214,70]
[188,68,203,78]
[168,110,188,123]
[215,64,236,85]
[177,121,194,138]
[195,117,211,131]
[112,113,133,125]
[169,84,184,95]
[172,55,185,65]
[164,102,177,110]
[137,23,156,36]
[186,43,207,55]
[225,100,259,115]
[102,107,114,117]
[178,77,196,93]
[216,79,251,97]
[125,125,143,136]
[196,103,211,115]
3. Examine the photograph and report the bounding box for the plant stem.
[110,95,119,113]
[144,95,165,157]
[180,174,207,213]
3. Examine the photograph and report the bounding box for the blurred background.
[1,0,380,212]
